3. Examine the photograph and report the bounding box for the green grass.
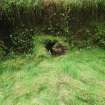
[0,36,105,105]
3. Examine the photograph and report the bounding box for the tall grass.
[0,0,105,29]
[1,0,43,27]
[0,41,105,105]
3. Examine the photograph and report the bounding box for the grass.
[0,36,105,105]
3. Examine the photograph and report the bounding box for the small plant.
[94,23,105,48]
[10,28,34,53]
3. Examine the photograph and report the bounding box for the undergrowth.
[0,0,105,54]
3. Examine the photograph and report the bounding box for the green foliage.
[0,0,105,53]
[1,0,43,28]
[10,28,34,53]
[1,0,105,28]
[94,23,105,48]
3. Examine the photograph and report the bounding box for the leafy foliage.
[94,23,105,48]
[0,0,105,54]
[10,28,34,53]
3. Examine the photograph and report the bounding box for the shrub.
[94,23,105,48]
[10,28,34,53]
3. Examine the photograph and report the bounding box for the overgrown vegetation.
[0,0,105,103]
[0,0,105,54]
[0,36,105,105]
[94,23,105,48]
[0,0,105,53]
[10,28,35,53]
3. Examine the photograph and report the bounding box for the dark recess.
[44,39,58,54]
[0,20,13,54]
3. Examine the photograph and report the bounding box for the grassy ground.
[0,36,105,105]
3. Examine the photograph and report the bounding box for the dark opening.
[44,39,58,54]
[0,20,13,54]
